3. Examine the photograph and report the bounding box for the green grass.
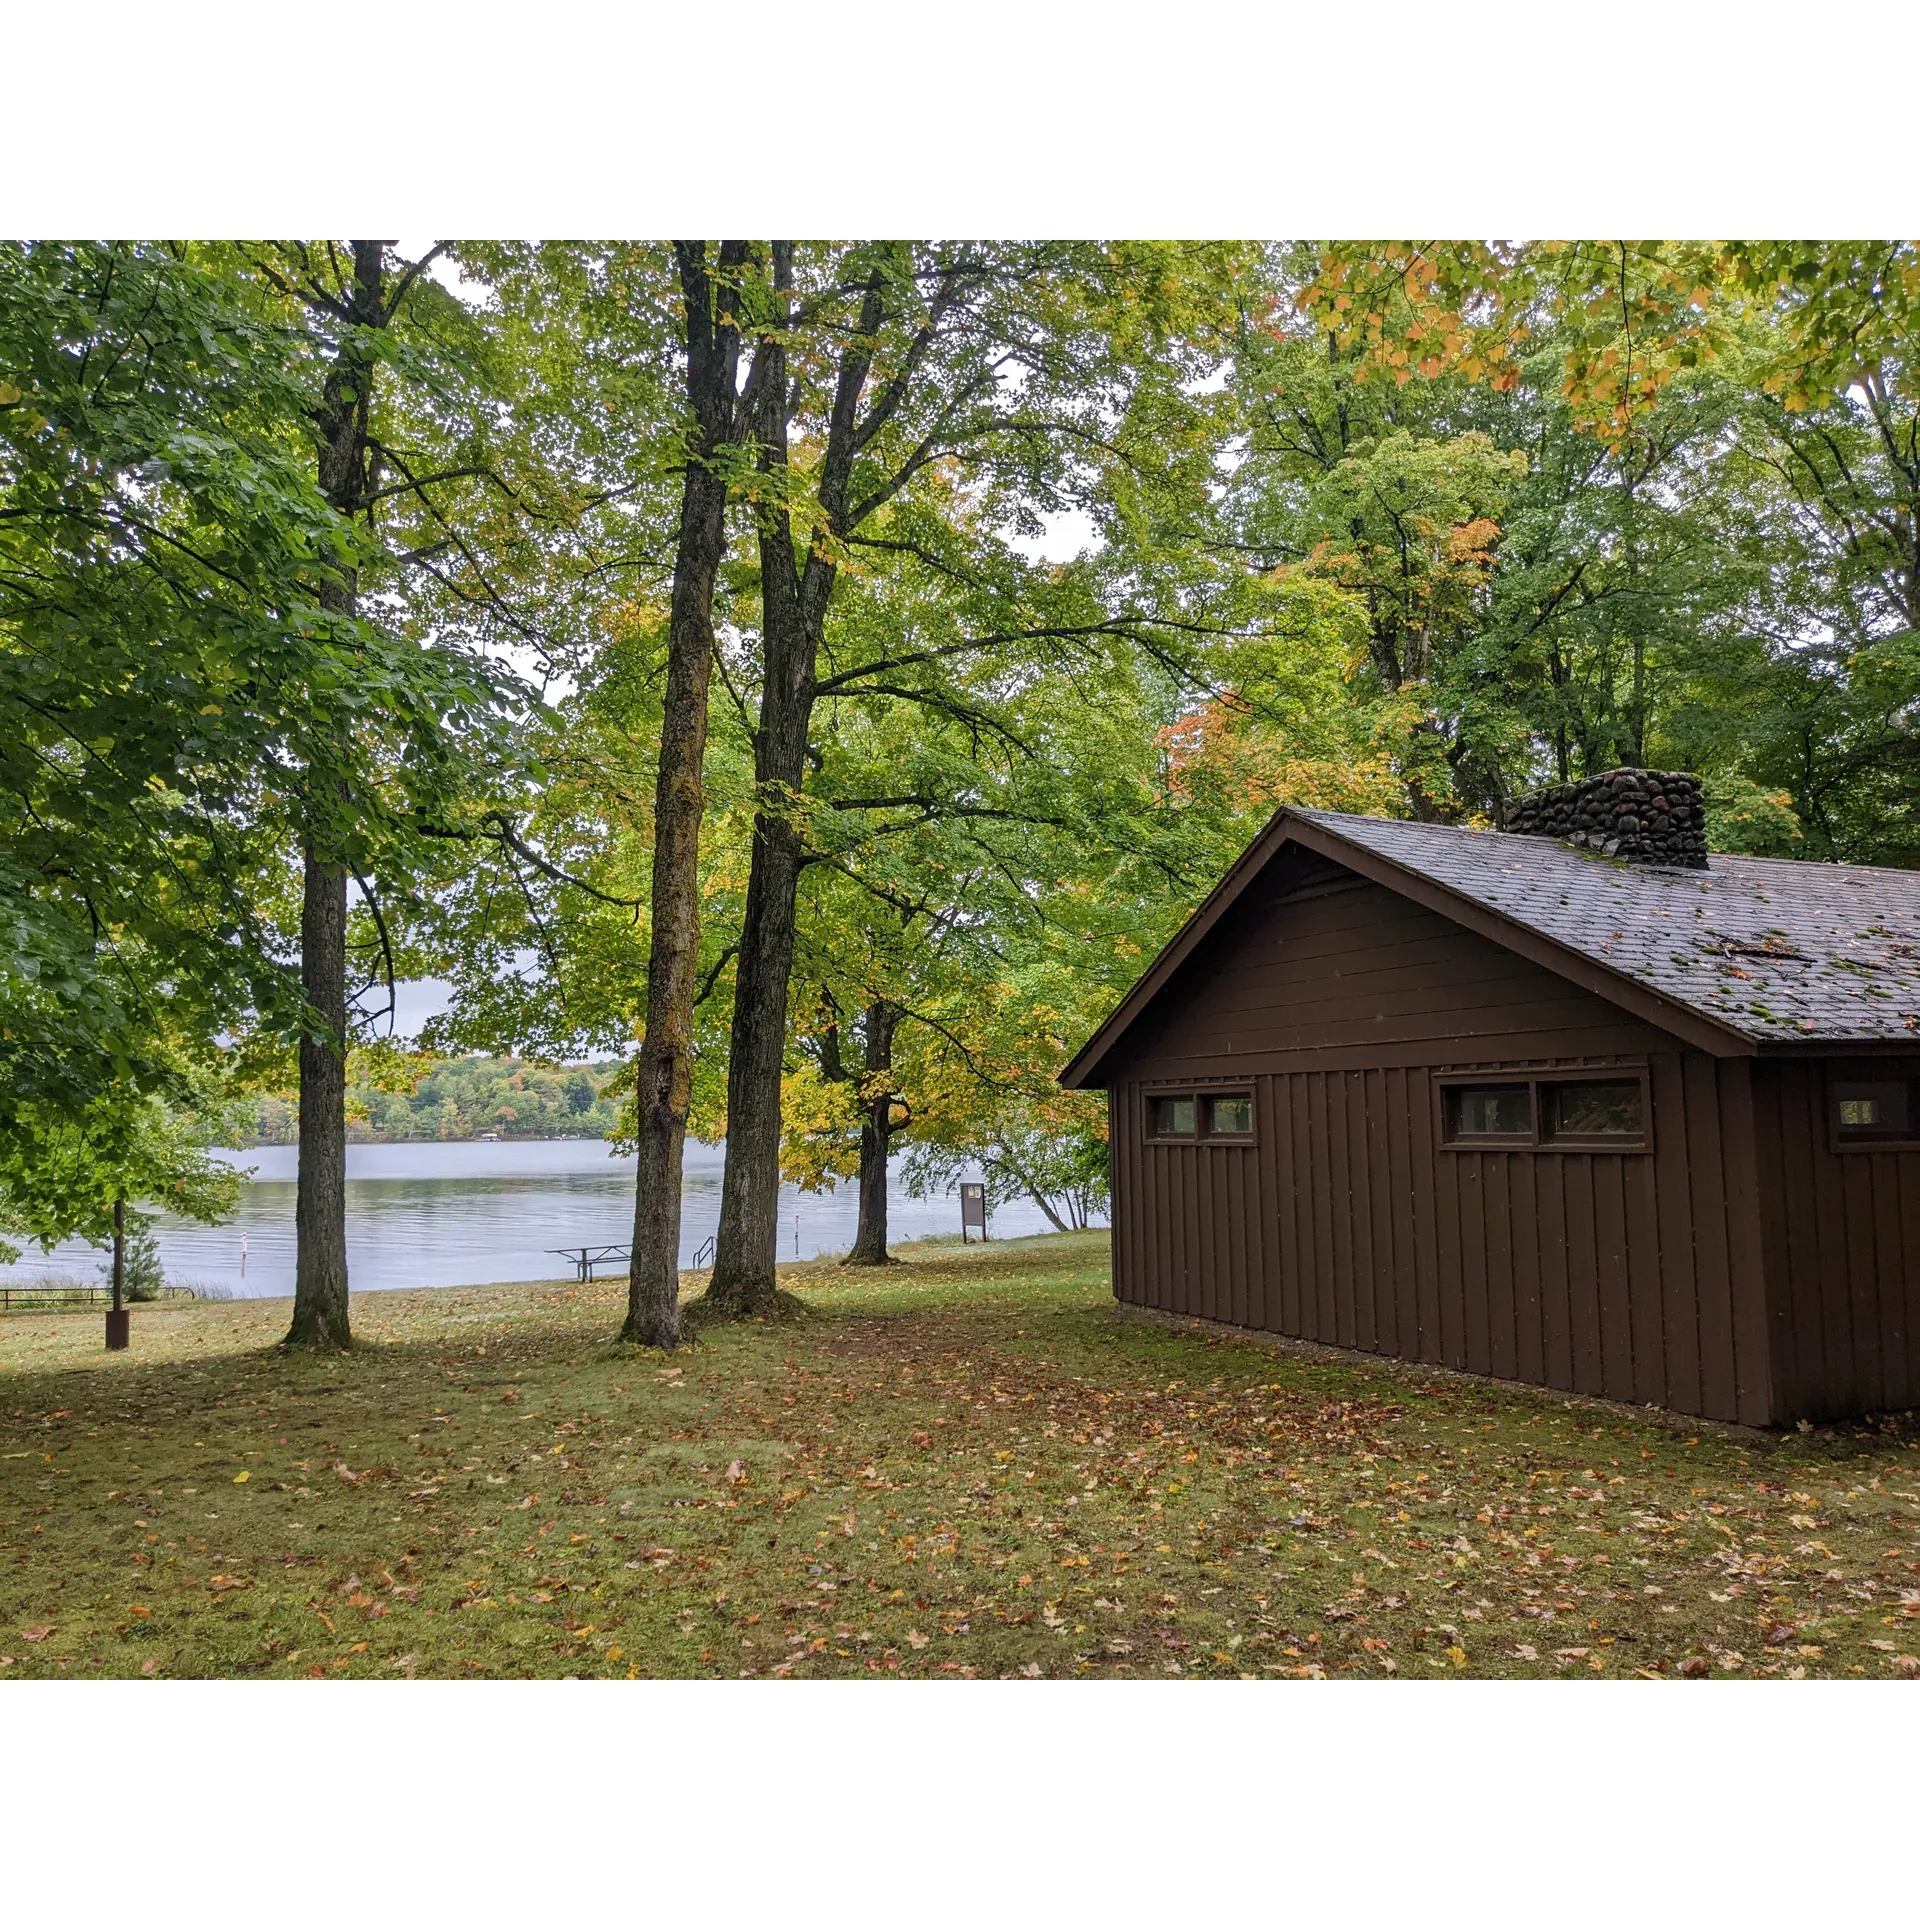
[4,1230,1918,1680]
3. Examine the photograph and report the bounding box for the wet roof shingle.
[1296,809,1920,1044]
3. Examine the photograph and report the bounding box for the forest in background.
[242,1055,620,1144]
[4,239,1917,1344]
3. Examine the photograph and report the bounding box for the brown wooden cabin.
[1061,780,1920,1427]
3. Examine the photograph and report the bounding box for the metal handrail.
[690,1235,716,1272]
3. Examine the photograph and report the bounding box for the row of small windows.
[1149,1082,1652,1149]
[1147,1073,1920,1153]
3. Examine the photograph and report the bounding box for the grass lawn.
[4,1229,1918,1681]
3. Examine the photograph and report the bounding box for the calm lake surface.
[10,1139,1082,1298]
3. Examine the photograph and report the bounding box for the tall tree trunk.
[706,656,812,1311]
[709,245,886,1316]
[845,1000,899,1266]
[289,846,352,1345]
[286,240,386,1352]
[623,242,752,1347]
[708,246,808,1315]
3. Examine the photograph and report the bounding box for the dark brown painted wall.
[1752,1060,1920,1423]
[1106,852,1778,1424]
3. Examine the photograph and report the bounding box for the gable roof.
[1060,807,1920,1088]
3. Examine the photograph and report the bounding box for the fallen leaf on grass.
[20,1627,55,1643]
[208,1574,249,1591]
[906,1631,929,1649]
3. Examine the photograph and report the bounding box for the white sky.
[11,8,1916,234]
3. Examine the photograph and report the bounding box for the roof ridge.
[1295,806,1920,883]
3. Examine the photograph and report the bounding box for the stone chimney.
[1502,768,1708,869]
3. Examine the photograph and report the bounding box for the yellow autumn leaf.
[232,1471,249,1483]
[1447,1644,1467,1667]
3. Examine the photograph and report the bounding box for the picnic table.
[547,1244,629,1282]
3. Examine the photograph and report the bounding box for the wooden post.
[105,1195,129,1350]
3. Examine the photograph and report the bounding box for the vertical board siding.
[1650,1054,1701,1416]
[1750,1060,1920,1423]
[1687,1053,1743,1422]
[1594,1156,1634,1405]
[1484,1155,1516,1379]
[1409,1080,1442,1365]
[1115,1051,1779,1419]
[1511,1153,1543,1386]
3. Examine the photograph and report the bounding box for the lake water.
[7,1139,1084,1298]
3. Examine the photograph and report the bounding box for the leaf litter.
[3,1233,1918,1679]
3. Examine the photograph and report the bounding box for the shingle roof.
[1297,809,1920,1045]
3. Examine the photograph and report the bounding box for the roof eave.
[1751,1033,1920,1054]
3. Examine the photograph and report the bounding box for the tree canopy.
[7,237,1918,1312]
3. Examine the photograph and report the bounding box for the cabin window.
[1544,1079,1645,1141]
[1835,1081,1913,1139]
[1147,1090,1253,1143]
[1445,1083,1534,1142]
[1439,1068,1653,1153]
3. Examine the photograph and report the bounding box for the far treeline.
[4,240,1917,1351]
[244,1056,621,1145]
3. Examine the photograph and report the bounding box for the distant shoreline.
[235,1133,621,1149]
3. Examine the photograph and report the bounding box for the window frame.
[1435,1065,1653,1155]
[1144,1085,1257,1147]
[1826,1063,1920,1153]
